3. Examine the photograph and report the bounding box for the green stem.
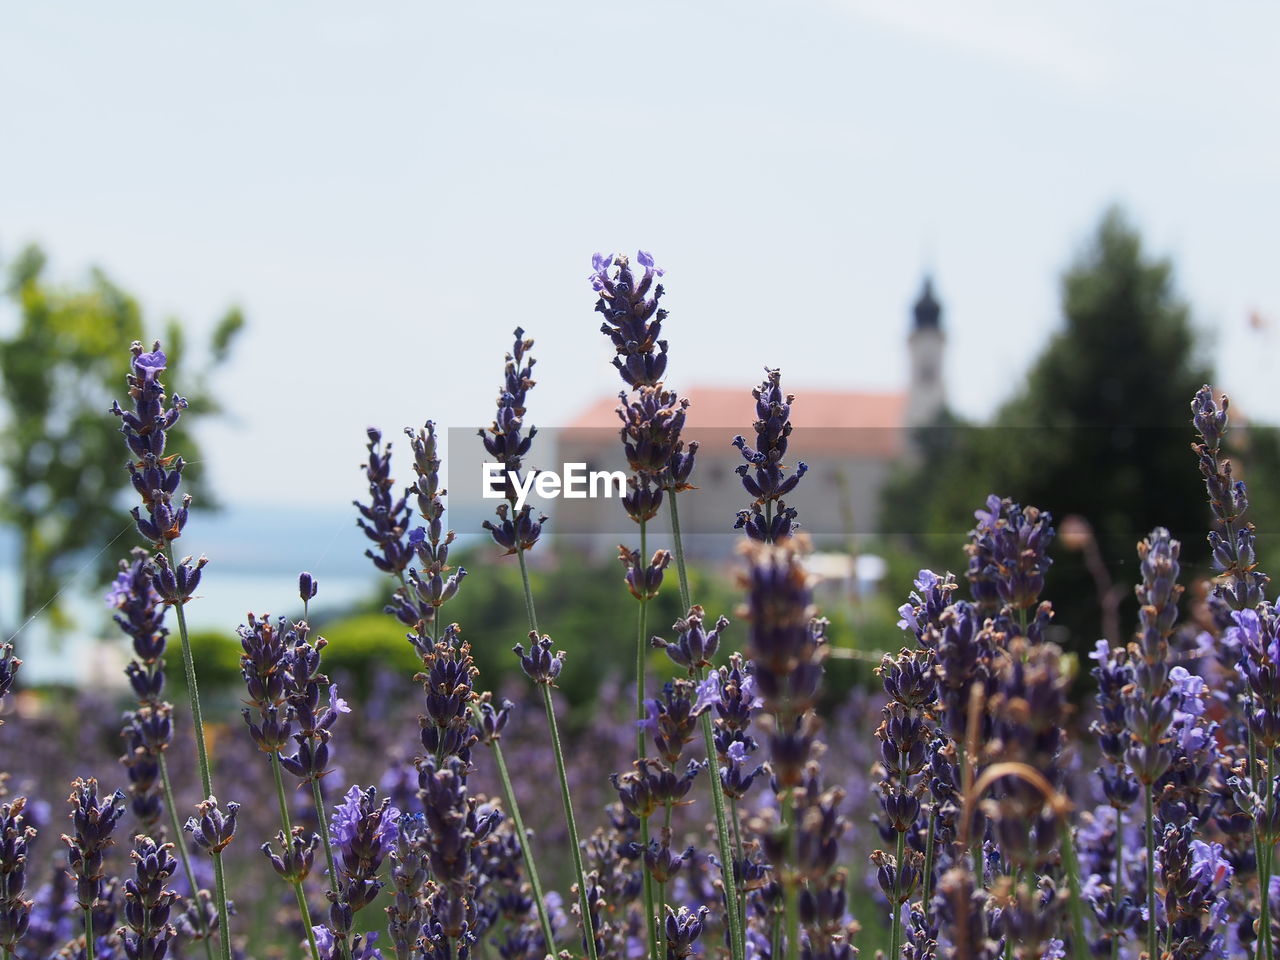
[540,683,599,960]
[1059,817,1091,960]
[514,547,599,960]
[211,855,231,960]
[636,518,660,960]
[159,755,216,960]
[310,777,349,960]
[782,789,799,960]
[271,754,321,960]
[668,486,744,960]
[166,550,233,960]
[889,830,905,960]
[84,906,95,960]
[481,718,557,955]
[730,796,748,945]
[1145,783,1157,960]
[656,805,673,959]
[667,490,692,612]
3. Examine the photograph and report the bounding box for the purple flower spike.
[184,796,239,855]
[111,340,191,547]
[592,251,669,388]
[0,798,36,951]
[734,368,807,542]
[651,605,729,674]
[514,632,565,686]
[62,778,127,911]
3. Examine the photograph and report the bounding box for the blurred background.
[1,1,1278,697]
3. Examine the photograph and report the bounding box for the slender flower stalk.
[111,340,233,959]
[668,446,744,960]
[513,569,598,960]
[483,327,598,960]
[621,524,670,958]
[595,253,743,957]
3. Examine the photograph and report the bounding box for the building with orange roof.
[551,277,948,555]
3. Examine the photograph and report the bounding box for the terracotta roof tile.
[564,386,908,459]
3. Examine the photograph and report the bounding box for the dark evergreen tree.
[883,207,1216,649]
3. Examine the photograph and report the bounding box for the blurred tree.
[882,206,1214,648]
[0,244,243,635]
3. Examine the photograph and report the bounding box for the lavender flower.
[1191,386,1269,612]
[709,655,766,800]
[965,494,1055,626]
[385,814,428,960]
[278,626,348,784]
[120,835,180,957]
[392,421,468,633]
[184,797,239,855]
[1123,529,1183,788]
[480,329,538,490]
[663,905,708,959]
[514,633,564,687]
[119,704,172,830]
[1160,826,1234,959]
[733,369,808,542]
[262,827,319,884]
[63,778,127,911]
[415,624,478,765]
[0,797,35,951]
[896,569,958,646]
[873,648,936,951]
[619,546,671,602]
[108,549,180,841]
[316,925,385,960]
[592,251,669,388]
[326,786,401,941]
[651,606,729,674]
[355,428,415,578]
[110,341,190,547]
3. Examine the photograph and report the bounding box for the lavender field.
[0,249,1277,960]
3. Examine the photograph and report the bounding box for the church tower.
[905,276,947,428]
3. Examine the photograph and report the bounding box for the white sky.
[3,1,1278,509]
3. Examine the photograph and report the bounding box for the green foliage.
[882,207,1216,649]
[0,244,244,634]
[180,628,243,691]
[321,545,743,715]
[313,612,422,695]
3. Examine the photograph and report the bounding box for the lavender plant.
[593,251,743,960]
[733,368,807,542]
[110,341,233,960]
[9,263,1280,960]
